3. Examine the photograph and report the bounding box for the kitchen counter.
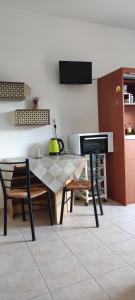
[125,135,135,139]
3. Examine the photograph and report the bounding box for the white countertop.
[125,135,135,139]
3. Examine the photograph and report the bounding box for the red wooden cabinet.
[98,67,135,205]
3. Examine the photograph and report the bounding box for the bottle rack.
[79,154,107,205]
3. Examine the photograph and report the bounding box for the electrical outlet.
[52,118,56,126]
[52,119,57,129]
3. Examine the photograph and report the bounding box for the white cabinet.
[79,154,107,205]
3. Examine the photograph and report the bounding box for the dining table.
[3,154,87,224]
[29,154,87,223]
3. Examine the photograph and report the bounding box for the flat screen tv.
[59,61,92,84]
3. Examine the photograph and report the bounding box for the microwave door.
[81,136,108,154]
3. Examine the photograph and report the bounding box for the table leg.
[54,190,62,224]
[54,189,71,224]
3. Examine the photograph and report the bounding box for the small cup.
[35,143,41,158]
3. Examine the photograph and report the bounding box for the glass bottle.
[130,94,134,103]
[127,122,132,135]
[125,123,127,135]
[35,143,40,158]
[133,125,135,135]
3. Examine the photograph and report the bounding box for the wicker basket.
[0,81,31,100]
[11,109,50,126]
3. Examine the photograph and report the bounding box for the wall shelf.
[124,103,135,106]
[11,109,50,126]
[0,81,31,100]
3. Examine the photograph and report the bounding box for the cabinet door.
[98,68,126,204]
[125,139,135,203]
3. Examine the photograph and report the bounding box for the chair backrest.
[0,159,30,199]
[12,165,43,187]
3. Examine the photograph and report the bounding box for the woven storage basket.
[11,109,50,126]
[0,81,31,100]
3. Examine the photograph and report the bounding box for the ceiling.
[1,0,135,30]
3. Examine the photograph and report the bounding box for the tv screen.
[59,61,92,84]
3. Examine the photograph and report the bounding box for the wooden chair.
[0,159,53,241]
[11,165,50,220]
[60,153,103,227]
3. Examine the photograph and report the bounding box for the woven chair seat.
[7,185,48,199]
[60,153,103,228]
[65,180,91,190]
[0,159,54,241]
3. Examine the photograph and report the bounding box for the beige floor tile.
[93,225,133,245]
[76,215,113,228]
[105,212,135,226]
[110,238,135,264]
[103,205,126,213]
[0,266,48,300]
[102,199,125,210]
[30,293,53,300]
[0,247,35,276]
[0,213,17,228]
[77,246,127,277]
[67,202,104,220]
[1,201,135,300]
[52,278,110,300]
[39,255,90,291]
[118,220,135,236]
[52,223,90,239]
[0,227,25,242]
[56,215,80,226]
[21,226,58,244]
[96,265,135,300]
[30,239,72,265]
[0,236,27,254]
[63,231,104,255]
[130,263,135,270]
[16,214,52,228]
[123,204,135,216]
[0,226,27,254]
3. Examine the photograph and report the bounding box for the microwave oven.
[69,132,113,155]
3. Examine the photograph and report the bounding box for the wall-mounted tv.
[59,61,92,84]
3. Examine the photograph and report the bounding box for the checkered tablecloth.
[29,155,87,193]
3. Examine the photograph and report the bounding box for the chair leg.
[47,190,53,225]
[27,196,36,241]
[96,179,103,215]
[60,188,66,224]
[91,186,99,227]
[4,196,7,236]
[21,199,26,221]
[90,153,99,228]
[70,190,74,213]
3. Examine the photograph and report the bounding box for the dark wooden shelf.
[124,80,135,84]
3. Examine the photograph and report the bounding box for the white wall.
[0,6,135,206]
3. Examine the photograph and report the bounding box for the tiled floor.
[1,199,135,299]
